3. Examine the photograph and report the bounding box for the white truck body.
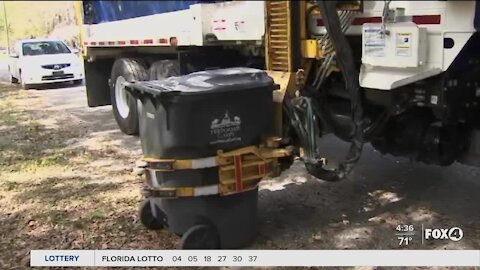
[308,1,478,90]
[82,1,265,47]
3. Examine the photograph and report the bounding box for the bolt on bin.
[126,67,281,249]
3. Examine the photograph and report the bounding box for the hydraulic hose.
[306,0,365,181]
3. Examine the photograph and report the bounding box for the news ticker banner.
[31,250,480,267]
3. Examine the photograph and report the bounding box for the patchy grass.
[0,84,178,269]
[1,180,18,191]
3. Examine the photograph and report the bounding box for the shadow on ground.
[13,176,119,204]
[25,80,84,91]
[30,84,141,153]
[256,136,480,250]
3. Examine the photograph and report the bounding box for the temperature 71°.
[398,236,412,246]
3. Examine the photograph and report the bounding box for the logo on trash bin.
[210,111,242,145]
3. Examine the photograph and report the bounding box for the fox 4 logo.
[424,227,464,242]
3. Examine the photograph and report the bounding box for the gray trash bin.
[126,67,276,249]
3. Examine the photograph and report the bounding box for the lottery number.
[233,256,242,262]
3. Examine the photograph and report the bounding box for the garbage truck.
[77,0,480,248]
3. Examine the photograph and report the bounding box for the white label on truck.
[396,32,412,57]
[364,26,385,57]
[210,111,242,145]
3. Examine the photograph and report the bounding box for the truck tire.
[110,58,148,135]
[149,59,179,80]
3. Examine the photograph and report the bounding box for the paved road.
[0,59,115,134]
[0,60,478,250]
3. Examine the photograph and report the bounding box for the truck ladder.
[265,1,293,72]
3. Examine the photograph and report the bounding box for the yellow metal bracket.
[142,144,293,198]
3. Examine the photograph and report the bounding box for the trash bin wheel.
[181,224,221,249]
[139,200,166,230]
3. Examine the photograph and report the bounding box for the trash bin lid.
[126,67,276,97]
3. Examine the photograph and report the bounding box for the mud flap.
[84,58,114,107]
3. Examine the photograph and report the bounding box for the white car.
[8,38,84,89]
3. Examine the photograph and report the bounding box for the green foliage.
[0,1,77,49]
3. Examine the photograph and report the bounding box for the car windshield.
[22,41,71,56]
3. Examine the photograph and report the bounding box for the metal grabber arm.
[286,0,364,181]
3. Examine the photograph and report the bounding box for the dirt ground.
[0,83,479,270]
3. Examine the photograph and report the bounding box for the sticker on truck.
[396,32,412,57]
[364,26,385,57]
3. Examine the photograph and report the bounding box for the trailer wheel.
[148,59,179,80]
[110,58,148,135]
